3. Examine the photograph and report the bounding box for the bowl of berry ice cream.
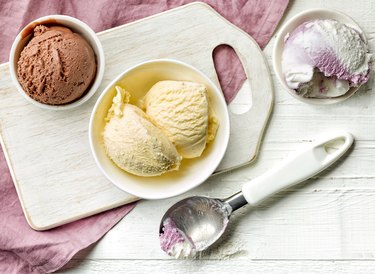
[273,9,372,104]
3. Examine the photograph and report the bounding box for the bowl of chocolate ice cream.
[9,15,105,110]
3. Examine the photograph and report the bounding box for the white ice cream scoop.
[159,132,354,258]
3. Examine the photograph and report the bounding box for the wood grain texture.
[57,0,375,273]
[0,2,272,230]
[60,260,375,274]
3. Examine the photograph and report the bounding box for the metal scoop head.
[159,196,232,258]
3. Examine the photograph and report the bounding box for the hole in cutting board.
[212,44,252,115]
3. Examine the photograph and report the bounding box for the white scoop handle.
[242,132,354,206]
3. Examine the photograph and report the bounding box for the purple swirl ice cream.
[282,19,371,98]
[159,217,196,258]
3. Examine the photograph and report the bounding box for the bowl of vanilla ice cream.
[273,9,372,104]
[89,59,230,199]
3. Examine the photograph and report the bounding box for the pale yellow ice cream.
[142,81,218,158]
[103,86,182,177]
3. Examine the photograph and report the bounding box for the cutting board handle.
[214,27,274,171]
[222,31,273,115]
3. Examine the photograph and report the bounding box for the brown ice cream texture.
[17,25,96,105]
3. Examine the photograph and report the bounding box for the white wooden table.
[60,1,375,273]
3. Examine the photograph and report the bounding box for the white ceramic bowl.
[9,15,105,110]
[89,59,230,199]
[273,8,368,104]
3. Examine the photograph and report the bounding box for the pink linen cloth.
[0,0,288,273]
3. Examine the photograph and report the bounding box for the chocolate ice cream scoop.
[17,25,96,105]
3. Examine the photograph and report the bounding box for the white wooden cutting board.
[0,2,273,230]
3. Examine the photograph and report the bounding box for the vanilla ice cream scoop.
[282,19,371,98]
[103,86,181,177]
[143,81,218,159]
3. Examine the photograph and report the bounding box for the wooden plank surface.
[55,0,375,272]
[0,3,272,230]
[61,260,375,274]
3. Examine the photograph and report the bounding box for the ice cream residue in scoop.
[159,217,196,259]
